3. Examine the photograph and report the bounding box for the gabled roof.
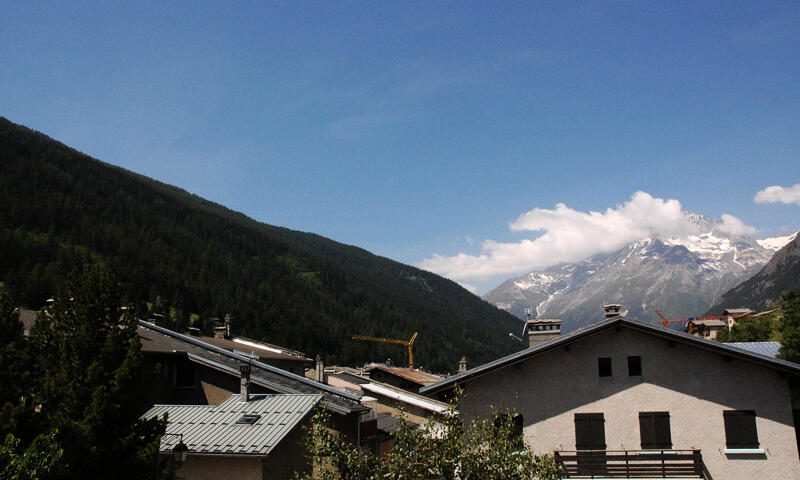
[142,394,321,456]
[421,316,800,395]
[138,320,367,414]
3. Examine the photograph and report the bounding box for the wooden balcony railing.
[554,449,704,479]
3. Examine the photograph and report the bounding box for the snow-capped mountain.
[483,214,790,332]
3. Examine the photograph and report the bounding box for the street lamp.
[171,437,189,465]
[156,433,189,479]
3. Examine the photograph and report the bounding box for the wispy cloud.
[755,184,800,206]
[416,191,755,283]
[319,49,548,140]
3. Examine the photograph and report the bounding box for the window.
[628,356,642,376]
[173,361,196,388]
[723,410,759,449]
[575,413,606,450]
[237,414,260,425]
[598,357,612,377]
[639,412,671,449]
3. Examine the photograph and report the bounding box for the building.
[685,318,728,339]
[138,320,369,442]
[421,316,800,479]
[142,393,321,479]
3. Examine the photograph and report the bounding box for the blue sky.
[2,1,799,293]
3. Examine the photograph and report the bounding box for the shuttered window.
[723,410,759,449]
[639,412,671,449]
[575,413,606,450]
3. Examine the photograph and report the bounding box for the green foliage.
[5,266,166,480]
[716,315,779,343]
[299,394,561,480]
[0,430,64,480]
[0,116,519,371]
[777,290,800,363]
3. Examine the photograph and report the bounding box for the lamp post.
[155,433,189,479]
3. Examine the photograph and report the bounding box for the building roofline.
[421,316,800,395]
[138,320,365,411]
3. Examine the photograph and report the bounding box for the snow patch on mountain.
[757,231,798,251]
[482,212,785,333]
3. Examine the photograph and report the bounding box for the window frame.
[639,411,671,449]
[598,357,612,378]
[575,413,606,450]
[627,355,643,377]
[723,410,761,453]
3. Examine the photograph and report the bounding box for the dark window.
[494,414,524,448]
[628,356,642,376]
[575,413,606,450]
[174,361,195,388]
[639,412,671,449]
[723,410,759,449]
[237,414,260,425]
[598,357,612,377]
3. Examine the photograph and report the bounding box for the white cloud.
[717,214,757,236]
[754,184,800,206]
[416,191,754,283]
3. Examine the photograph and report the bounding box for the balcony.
[554,449,704,479]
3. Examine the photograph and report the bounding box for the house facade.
[421,316,800,479]
[142,393,321,480]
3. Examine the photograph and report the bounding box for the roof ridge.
[139,320,363,403]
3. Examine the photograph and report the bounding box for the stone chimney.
[314,355,325,383]
[524,318,562,348]
[458,356,467,374]
[239,363,251,402]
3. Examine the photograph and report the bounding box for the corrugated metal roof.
[421,316,800,395]
[728,342,781,358]
[143,394,321,456]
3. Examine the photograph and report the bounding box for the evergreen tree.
[27,266,164,479]
[777,290,800,363]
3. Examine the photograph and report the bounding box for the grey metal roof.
[420,316,800,395]
[727,342,781,358]
[138,320,368,414]
[143,394,321,456]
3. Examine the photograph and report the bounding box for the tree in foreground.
[299,392,561,480]
[4,266,165,480]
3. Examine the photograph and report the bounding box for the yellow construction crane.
[352,332,419,367]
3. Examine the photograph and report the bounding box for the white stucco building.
[421,316,800,480]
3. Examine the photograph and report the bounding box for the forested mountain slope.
[0,117,518,371]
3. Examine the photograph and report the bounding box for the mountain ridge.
[0,116,519,371]
[483,217,785,331]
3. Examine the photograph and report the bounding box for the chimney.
[524,318,562,348]
[314,355,325,383]
[239,363,251,402]
[603,304,622,319]
[458,356,467,374]
[224,313,232,338]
